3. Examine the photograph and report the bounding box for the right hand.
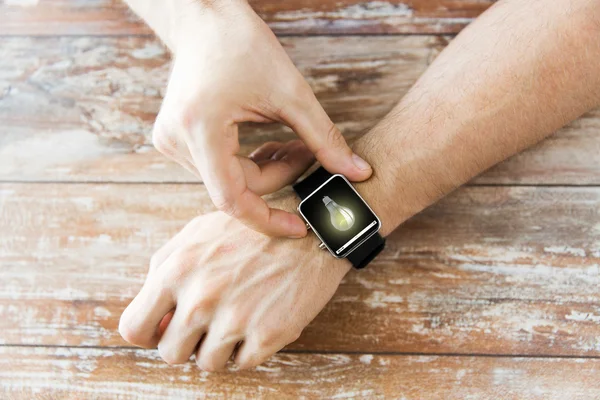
[152,0,372,238]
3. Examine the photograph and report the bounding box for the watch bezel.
[297,174,382,259]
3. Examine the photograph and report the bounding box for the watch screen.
[298,175,380,257]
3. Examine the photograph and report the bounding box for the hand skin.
[119,0,600,371]
[119,195,350,371]
[124,0,372,238]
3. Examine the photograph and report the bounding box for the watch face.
[298,175,381,258]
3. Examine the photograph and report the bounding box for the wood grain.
[1,183,599,356]
[1,36,598,184]
[3,0,598,395]
[0,35,428,183]
[1,347,598,400]
[0,0,495,36]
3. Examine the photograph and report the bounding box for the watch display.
[298,175,381,258]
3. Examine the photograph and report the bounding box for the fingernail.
[288,226,307,239]
[352,153,371,171]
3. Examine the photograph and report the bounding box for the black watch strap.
[293,167,385,269]
[346,232,386,269]
[293,167,334,199]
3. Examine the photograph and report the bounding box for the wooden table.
[1,1,599,398]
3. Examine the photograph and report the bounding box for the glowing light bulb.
[323,196,355,231]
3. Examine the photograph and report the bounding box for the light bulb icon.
[323,196,355,231]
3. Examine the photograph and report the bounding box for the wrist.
[353,166,431,238]
[172,0,252,53]
[267,190,353,275]
[350,109,452,237]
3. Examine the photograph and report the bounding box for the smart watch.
[293,167,385,269]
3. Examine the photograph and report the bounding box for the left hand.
[118,196,351,371]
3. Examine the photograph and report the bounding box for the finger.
[195,329,243,372]
[248,141,283,162]
[158,311,174,337]
[157,306,208,365]
[189,123,307,238]
[269,139,309,162]
[119,279,176,349]
[240,140,314,195]
[222,187,307,238]
[234,334,289,370]
[279,85,372,182]
[149,217,203,274]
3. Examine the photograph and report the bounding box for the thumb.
[280,86,372,182]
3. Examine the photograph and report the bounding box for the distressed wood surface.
[0,0,495,36]
[1,36,598,184]
[0,35,428,183]
[2,0,600,396]
[2,183,599,356]
[1,347,598,400]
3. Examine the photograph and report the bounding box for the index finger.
[189,123,307,238]
[222,186,307,238]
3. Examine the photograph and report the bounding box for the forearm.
[353,0,600,236]
[124,0,247,52]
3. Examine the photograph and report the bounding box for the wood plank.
[2,36,598,184]
[0,0,495,36]
[0,35,429,183]
[1,183,599,356]
[1,347,599,399]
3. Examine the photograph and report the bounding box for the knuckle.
[151,122,175,156]
[324,121,345,149]
[234,344,266,370]
[181,299,215,329]
[163,100,213,143]
[255,327,286,350]
[212,195,242,219]
[159,246,197,286]
[171,245,196,265]
[216,308,247,336]
[153,282,174,307]
[157,342,186,365]
[149,252,162,271]
[152,135,172,156]
[158,269,183,293]
[251,326,301,354]
[117,315,135,343]
[170,107,195,138]
[196,356,223,372]
[118,313,145,347]
[152,108,200,155]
